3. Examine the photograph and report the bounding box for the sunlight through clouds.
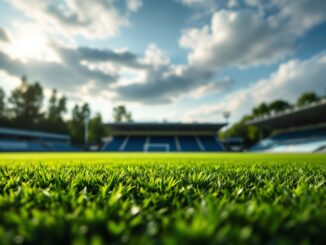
[0,0,325,122]
[3,24,60,62]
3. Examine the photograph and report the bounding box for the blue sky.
[0,0,325,123]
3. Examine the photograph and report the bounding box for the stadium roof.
[0,127,69,140]
[246,99,326,129]
[105,122,227,136]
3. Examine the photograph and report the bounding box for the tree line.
[219,92,324,147]
[0,76,133,145]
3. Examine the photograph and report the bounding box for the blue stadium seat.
[49,143,79,151]
[271,128,326,141]
[102,136,126,151]
[250,127,326,152]
[0,140,29,151]
[179,136,201,151]
[124,136,146,151]
[0,140,53,152]
[27,142,50,151]
[249,139,275,151]
[101,135,225,152]
[0,127,78,152]
[199,136,225,151]
[266,139,326,153]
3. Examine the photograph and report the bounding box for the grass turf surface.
[0,153,325,244]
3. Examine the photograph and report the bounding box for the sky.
[0,0,325,123]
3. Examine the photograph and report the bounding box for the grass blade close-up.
[0,153,325,244]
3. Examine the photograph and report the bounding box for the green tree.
[8,75,44,129]
[296,92,319,106]
[252,102,270,116]
[48,89,66,120]
[0,87,10,127]
[44,89,67,133]
[0,87,5,118]
[219,115,261,147]
[113,105,133,123]
[268,100,290,113]
[68,103,90,144]
[89,113,107,145]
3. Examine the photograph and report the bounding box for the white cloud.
[112,68,148,88]
[140,43,170,68]
[179,0,326,70]
[112,43,233,104]
[9,0,129,39]
[0,40,231,105]
[0,27,10,42]
[227,0,238,8]
[183,53,326,122]
[177,0,220,20]
[2,0,326,111]
[271,0,326,35]
[0,70,21,95]
[179,0,212,6]
[178,0,238,9]
[0,24,60,63]
[180,9,293,70]
[0,43,142,97]
[244,0,260,7]
[189,76,233,99]
[126,0,143,12]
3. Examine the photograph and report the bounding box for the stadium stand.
[179,136,201,152]
[101,136,125,151]
[247,99,326,152]
[0,127,78,152]
[199,136,225,152]
[124,136,147,151]
[102,123,227,152]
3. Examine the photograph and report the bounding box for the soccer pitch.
[0,153,325,244]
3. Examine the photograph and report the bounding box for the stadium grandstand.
[0,127,78,152]
[102,123,226,152]
[247,99,326,152]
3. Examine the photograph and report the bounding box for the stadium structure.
[1,99,325,153]
[101,122,226,152]
[0,127,77,152]
[247,99,326,152]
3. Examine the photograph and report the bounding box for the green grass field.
[0,153,325,244]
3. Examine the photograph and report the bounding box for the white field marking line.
[143,143,169,152]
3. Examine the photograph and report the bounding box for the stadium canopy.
[246,99,326,130]
[105,122,227,136]
[0,127,70,142]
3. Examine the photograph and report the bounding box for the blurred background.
[0,0,325,152]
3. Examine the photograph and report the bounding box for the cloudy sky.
[0,0,325,123]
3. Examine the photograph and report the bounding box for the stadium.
[0,122,228,152]
[248,99,326,152]
[0,0,325,244]
[102,122,226,152]
[1,100,325,153]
